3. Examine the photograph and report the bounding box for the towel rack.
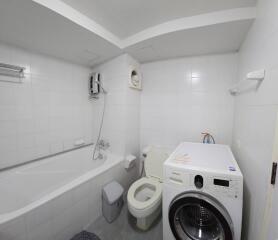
[0,62,25,83]
[229,69,265,96]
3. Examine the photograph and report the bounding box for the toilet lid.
[145,146,169,182]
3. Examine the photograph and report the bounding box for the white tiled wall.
[140,54,237,150]
[0,43,93,169]
[232,0,278,239]
[92,54,141,159]
[0,50,140,239]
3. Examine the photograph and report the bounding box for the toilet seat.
[128,177,162,211]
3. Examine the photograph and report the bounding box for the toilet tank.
[144,146,170,182]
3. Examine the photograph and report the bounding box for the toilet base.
[136,205,161,231]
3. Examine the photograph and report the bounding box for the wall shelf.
[229,69,265,96]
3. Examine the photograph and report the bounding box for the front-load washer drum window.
[169,192,233,240]
[177,204,224,239]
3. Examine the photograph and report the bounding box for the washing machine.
[163,142,243,240]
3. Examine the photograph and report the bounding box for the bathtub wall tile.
[51,190,92,239]
[54,197,90,240]
[72,181,90,203]
[92,54,141,161]
[27,220,53,240]
[0,42,93,169]
[88,195,102,225]
[25,201,53,232]
[51,206,75,237]
[71,198,90,229]
[54,227,76,240]
[88,175,103,216]
[0,216,27,240]
[51,190,74,215]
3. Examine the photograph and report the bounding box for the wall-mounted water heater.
[89,72,101,98]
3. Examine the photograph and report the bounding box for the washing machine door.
[169,192,233,240]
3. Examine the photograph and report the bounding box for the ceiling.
[61,0,257,38]
[125,20,253,63]
[0,0,257,66]
[0,0,121,66]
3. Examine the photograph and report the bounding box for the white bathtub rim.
[0,153,123,226]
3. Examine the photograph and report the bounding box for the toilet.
[127,146,169,230]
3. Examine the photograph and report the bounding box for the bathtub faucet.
[93,139,110,160]
[97,139,110,151]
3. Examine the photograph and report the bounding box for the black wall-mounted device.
[89,73,101,97]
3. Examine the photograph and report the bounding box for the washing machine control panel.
[164,167,242,199]
[208,176,242,199]
[213,178,230,187]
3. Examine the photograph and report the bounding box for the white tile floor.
[87,202,162,240]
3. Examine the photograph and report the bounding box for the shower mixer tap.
[93,140,109,160]
[97,139,110,150]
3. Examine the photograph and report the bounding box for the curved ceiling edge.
[121,7,256,48]
[32,0,122,47]
[32,1,256,51]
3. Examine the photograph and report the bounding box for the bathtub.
[0,145,137,240]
